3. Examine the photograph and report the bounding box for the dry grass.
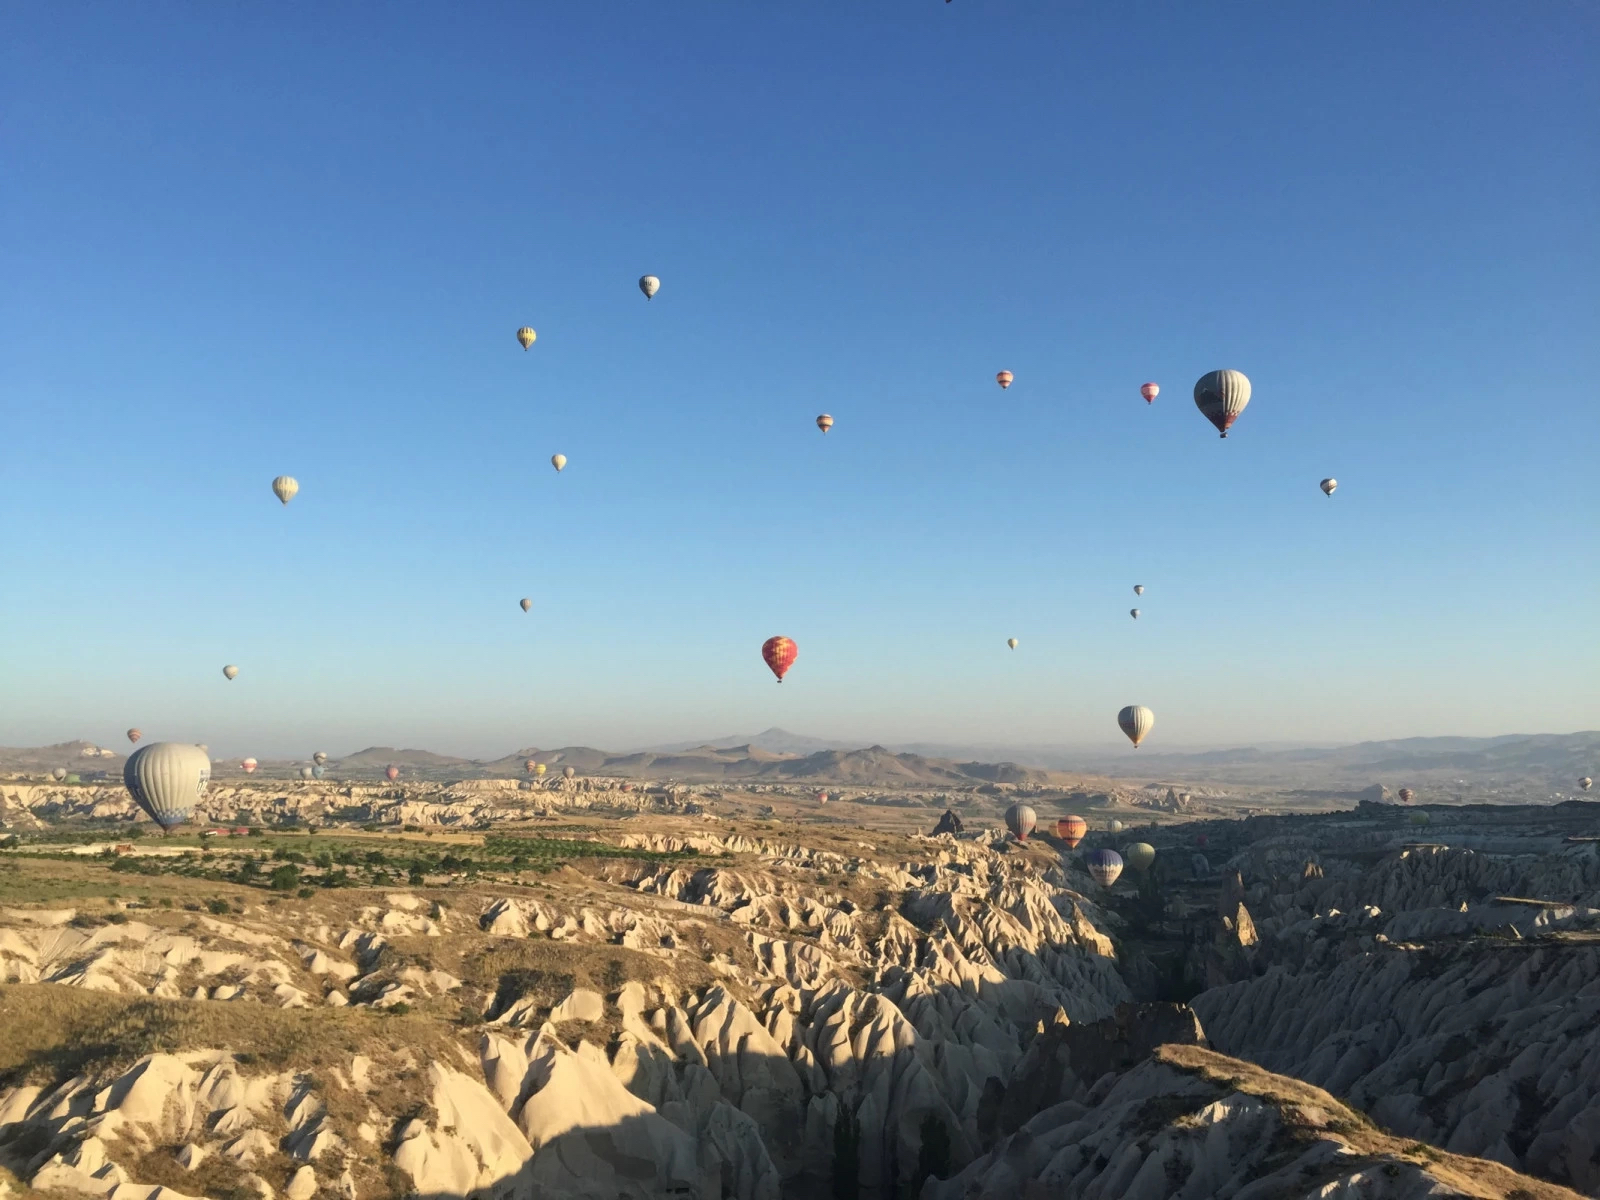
[1155,1044,1586,1200]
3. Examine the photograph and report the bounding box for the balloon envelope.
[1320,478,1337,496]
[1410,810,1431,825]
[1398,788,1414,803]
[525,759,538,773]
[1108,819,1125,833]
[762,636,798,682]
[520,598,532,613]
[1004,803,1037,842]
[127,728,142,744]
[385,766,400,781]
[241,758,258,773]
[124,742,210,831]
[1133,585,1144,595]
[1117,705,1154,747]
[563,766,576,779]
[1130,609,1140,619]
[551,454,567,472]
[313,752,327,766]
[1581,778,1593,791]
[517,327,536,349]
[1085,848,1124,887]
[816,414,833,434]
[1140,383,1159,404]
[222,665,239,680]
[1193,369,1251,438]
[1007,638,1018,650]
[272,476,299,505]
[639,275,660,300]
[1125,842,1156,872]
[311,766,326,779]
[1058,815,1087,849]
[534,763,546,777]
[52,767,67,781]
[996,371,1013,389]
[299,766,314,780]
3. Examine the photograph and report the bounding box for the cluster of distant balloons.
[1000,803,1152,888]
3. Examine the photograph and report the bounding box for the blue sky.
[3,3,1596,759]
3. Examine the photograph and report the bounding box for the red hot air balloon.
[1140,383,1159,404]
[385,765,400,782]
[762,636,798,682]
[1057,815,1087,849]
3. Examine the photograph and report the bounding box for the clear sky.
[3,3,1596,760]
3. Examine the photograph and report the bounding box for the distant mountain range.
[4,730,1594,790]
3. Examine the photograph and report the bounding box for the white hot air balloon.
[520,598,532,612]
[1004,803,1037,841]
[1320,478,1337,496]
[313,752,328,766]
[1117,705,1154,748]
[241,757,258,773]
[1130,608,1140,619]
[1193,369,1251,438]
[516,327,536,350]
[639,275,660,300]
[1007,638,1018,650]
[299,766,314,780]
[1133,585,1145,596]
[551,454,567,472]
[1580,777,1593,792]
[124,742,210,833]
[272,476,299,505]
[222,665,239,681]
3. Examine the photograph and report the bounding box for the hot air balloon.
[222,665,239,681]
[816,414,833,434]
[1007,638,1018,650]
[517,328,536,350]
[299,766,314,780]
[1109,820,1125,833]
[241,758,258,773]
[52,767,67,781]
[1398,788,1414,803]
[1133,585,1145,596]
[1193,369,1251,438]
[1130,609,1140,620]
[1581,778,1593,791]
[1085,848,1124,887]
[525,759,538,774]
[563,766,576,780]
[520,598,532,613]
[124,742,209,833]
[1058,815,1087,848]
[996,371,1014,390]
[551,454,567,472]
[1125,842,1156,872]
[313,752,327,766]
[272,476,299,505]
[762,636,798,682]
[1140,383,1159,404]
[1320,478,1337,497]
[1117,705,1154,747]
[385,765,400,782]
[816,791,829,805]
[639,275,660,300]
[1004,803,1037,842]
[125,728,142,744]
[311,766,326,780]
[1409,810,1431,826]
[535,763,547,777]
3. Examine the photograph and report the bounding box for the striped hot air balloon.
[816,414,833,434]
[996,371,1014,389]
[1057,815,1087,848]
[762,636,798,682]
[272,476,298,505]
[124,742,210,833]
[1085,848,1123,888]
[1117,705,1154,747]
[639,275,660,300]
[1140,383,1159,404]
[1125,842,1156,872]
[127,728,142,744]
[1004,803,1037,842]
[525,759,538,774]
[517,327,536,349]
[1320,478,1337,496]
[1194,369,1251,438]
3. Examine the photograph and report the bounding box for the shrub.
[206,899,231,916]
[269,864,301,891]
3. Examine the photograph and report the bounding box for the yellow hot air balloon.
[1125,842,1156,872]
[551,454,567,472]
[1006,638,1018,650]
[639,275,660,300]
[535,763,547,777]
[272,476,299,505]
[816,414,833,434]
[517,328,536,350]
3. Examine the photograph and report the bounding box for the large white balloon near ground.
[516,328,536,350]
[222,665,239,681]
[272,476,298,505]
[124,742,209,832]
[1117,704,1154,747]
[551,454,567,472]
[1320,478,1337,496]
[639,275,660,300]
[1194,369,1251,438]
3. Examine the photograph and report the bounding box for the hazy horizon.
[4,4,1596,755]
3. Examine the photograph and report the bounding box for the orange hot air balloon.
[1140,382,1159,404]
[816,414,833,434]
[385,765,400,782]
[1057,815,1087,848]
[762,636,798,682]
[996,371,1014,390]
[524,759,537,774]
[127,728,142,744]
